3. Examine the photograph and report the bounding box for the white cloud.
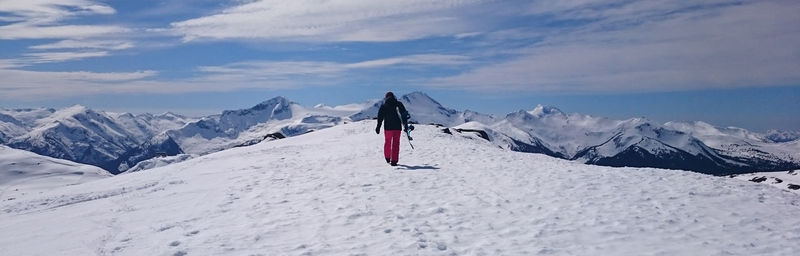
[0,0,130,66]
[29,40,134,50]
[346,54,471,68]
[0,0,115,22]
[432,0,800,93]
[0,24,128,40]
[0,68,156,83]
[198,54,471,83]
[0,0,124,39]
[23,51,109,63]
[0,54,472,99]
[170,0,493,42]
[0,67,180,99]
[0,67,157,98]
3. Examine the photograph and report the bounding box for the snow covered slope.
[122,154,196,174]
[2,121,799,255]
[0,145,111,201]
[731,170,800,194]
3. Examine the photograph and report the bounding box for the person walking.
[375,92,409,166]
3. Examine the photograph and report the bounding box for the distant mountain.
[459,106,800,175]
[1,106,194,174]
[164,96,353,155]
[0,108,56,141]
[0,145,111,201]
[350,92,496,126]
[1,92,798,176]
[764,129,800,143]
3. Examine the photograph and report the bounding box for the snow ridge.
[1,121,799,255]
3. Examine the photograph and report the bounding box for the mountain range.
[1,92,798,175]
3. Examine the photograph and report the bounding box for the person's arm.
[376,105,384,134]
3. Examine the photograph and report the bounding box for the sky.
[0,0,798,131]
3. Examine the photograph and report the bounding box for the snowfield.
[1,121,799,255]
[731,170,800,194]
[0,145,112,201]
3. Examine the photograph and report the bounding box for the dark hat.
[385,92,395,99]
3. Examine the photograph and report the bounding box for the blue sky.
[1,0,798,131]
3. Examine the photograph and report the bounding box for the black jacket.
[376,97,408,131]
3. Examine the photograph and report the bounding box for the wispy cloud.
[0,0,126,39]
[0,24,128,40]
[432,0,800,93]
[170,0,496,42]
[198,54,471,83]
[23,51,109,63]
[29,40,134,50]
[0,54,471,99]
[0,67,158,98]
[0,0,134,66]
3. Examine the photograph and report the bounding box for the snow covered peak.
[222,96,296,121]
[50,105,91,120]
[155,112,184,120]
[252,96,293,111]
[399,91,443,108]
[528,104,564,117]
[504,109,536,122]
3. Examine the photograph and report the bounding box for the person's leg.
[390,130,401,164]
[383,130,392,162]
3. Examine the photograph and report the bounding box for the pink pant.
[384,130,401,163]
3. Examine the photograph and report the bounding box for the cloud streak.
[170,0,495,42]
[29,40,134,50]
[432,0,800,93]
[0,54,471,99]
[0,0,135,66]
[0,0,126,39]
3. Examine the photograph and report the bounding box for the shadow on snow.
[396,164,439,171]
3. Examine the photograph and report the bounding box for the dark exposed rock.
[235,132,285,148]
[116,135,183,175]
[749,176,767,183]
[787,184,800,190]
[265,132,286,140]
[455,128,489,141]
[441,128,452,135]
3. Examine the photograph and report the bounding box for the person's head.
[385,92,395,99]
